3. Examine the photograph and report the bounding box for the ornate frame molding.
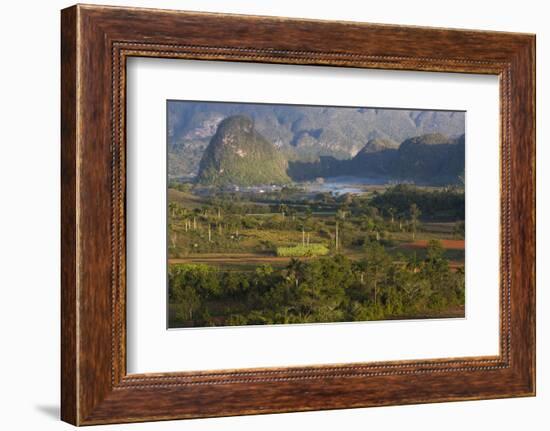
[61,5,535,425]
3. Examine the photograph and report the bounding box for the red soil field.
[401,239,465,250]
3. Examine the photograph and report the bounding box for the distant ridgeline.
[190,114,464,186]
[288,133,465,184]
[168,102,465,180]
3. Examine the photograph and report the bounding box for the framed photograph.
[61,4,535,425]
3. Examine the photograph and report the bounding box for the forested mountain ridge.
[197,115,290,186]
[168,102,465,178]
[288,133,465,184]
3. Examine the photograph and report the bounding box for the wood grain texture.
[60,5,78,425]
[60,4,536,425]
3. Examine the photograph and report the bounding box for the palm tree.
[278,203,288,219]
[409,203,421,240]
[365,243,388,306]
[387,207,396,225]
[285,258,305,288]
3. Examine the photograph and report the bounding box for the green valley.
[166,104,466,328]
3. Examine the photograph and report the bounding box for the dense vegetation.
[169,240,464,327]
[370,184,465,220]
[168,183,465,327]
[197,116,290,186]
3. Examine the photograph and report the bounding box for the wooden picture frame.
[61,4,535,425]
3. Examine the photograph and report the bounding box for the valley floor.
[167,182,466,328]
